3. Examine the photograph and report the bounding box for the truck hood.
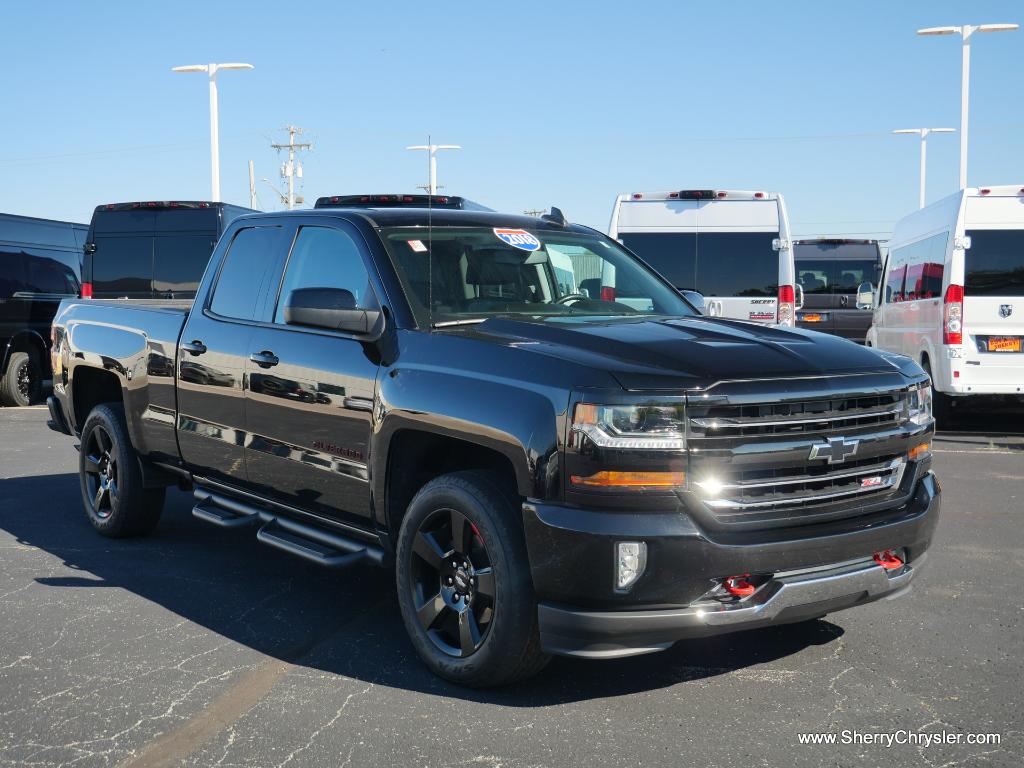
[457,315,899,390]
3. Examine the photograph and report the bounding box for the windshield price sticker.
[407,239,428,253]
[494,228,541,252]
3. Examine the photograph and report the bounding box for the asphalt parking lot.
[1,406,1021,768]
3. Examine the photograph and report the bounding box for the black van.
[795,239,882,343]
[83,201,254,300]
[1,213,87,406]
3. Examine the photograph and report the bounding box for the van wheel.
[921,359,951,426]
[395,471,549,687]
[79,403,165,537]
[0,351,41,407]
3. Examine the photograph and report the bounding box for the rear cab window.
[210,226,286,321]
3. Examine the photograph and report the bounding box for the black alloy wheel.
[83,423,119,519]
[16,358,32,402]
[409,507,496,658]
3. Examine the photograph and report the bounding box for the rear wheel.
[80,403,165,537]
[921,358,951,426]
[395,471,548,687]
[0,351,41,407]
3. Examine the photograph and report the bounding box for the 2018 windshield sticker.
[493,228,541,252]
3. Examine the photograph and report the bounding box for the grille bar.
[703,458,906,512]
[690,405,903,431]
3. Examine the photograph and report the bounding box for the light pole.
[406,143,461,195]
[893,128,955,208]
[171,62,254,202]
[917,23,1017,189]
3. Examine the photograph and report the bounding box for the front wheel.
[79,403,165,537]
[395,471,549,687]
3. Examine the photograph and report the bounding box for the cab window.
[274,227,373,324]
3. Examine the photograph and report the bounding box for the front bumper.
[525,471,940,658]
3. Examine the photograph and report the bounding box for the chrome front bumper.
[539,553,925,659]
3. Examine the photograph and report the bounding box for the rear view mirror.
[856,281,875,310]
[680,289,705,314]
[283,287,381,335]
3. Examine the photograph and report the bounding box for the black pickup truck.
[47,196,940,687]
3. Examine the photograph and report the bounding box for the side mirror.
[680,289,705,314]
[856,281,874,310]
[283,287,381,335]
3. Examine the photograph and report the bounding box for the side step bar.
[191,488,385,568]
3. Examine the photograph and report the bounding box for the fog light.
[615,541,647,591]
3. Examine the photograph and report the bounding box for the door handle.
[181,340,207,356]
[840,295,849,307]
[249,351,279,368]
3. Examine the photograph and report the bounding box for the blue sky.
[2,1,1021,239]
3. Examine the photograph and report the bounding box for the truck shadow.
[1,472,845,706]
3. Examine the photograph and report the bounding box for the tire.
[79,403,165,537]
[921,359,951,427]
[0,350,41,407]
[395,471,549,687]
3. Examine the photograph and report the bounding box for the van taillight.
[81,282,93,299]
[777,284,795,326]
[601,286,616,302]
[943,284,964,345]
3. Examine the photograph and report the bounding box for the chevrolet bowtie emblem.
[808,436,859,464]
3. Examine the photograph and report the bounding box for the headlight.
[906,382,932,427]
[571,403,686,450]
[569,402,687,490]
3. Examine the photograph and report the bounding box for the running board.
[191,487,385,568]
[192,492,261,528]
[257,520,368,568]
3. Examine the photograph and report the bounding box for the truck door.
[242,222,380,525]
[176,224,289,486]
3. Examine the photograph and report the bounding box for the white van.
[607,190,799,325]
[867,185,1024,418]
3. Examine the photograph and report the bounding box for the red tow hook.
[723,574,757,597]
[873,549,904,571]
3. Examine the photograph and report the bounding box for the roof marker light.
[716,191,727,198]
[754,192,765,199]
[632,193,643,200]
[980,188,991,195]
[668,192,679,198]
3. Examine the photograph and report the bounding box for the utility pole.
[248,160,257,209]
[406,141,461,195]
[271,126,313,209]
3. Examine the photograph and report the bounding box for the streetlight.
[893,128,956,208]
[406,143,461,195]
[171,62,254,202]
[917,23,1018,189]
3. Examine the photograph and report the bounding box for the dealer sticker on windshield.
[493,228,541,252]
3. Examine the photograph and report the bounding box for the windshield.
[964,229,1024,297]
[381,226,697,326]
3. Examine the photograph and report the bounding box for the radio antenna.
[426,134,433,331]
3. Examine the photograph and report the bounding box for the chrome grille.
[689,391,905,438]
[686,382,915,529]
[698,455,905,517]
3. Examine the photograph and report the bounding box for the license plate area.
[982,336,1022,353]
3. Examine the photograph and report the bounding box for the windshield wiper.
[431,317,490,328]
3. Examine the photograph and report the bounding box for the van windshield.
[381,227,696,327]
[619,232,779,297]
[964,229,1024,297]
